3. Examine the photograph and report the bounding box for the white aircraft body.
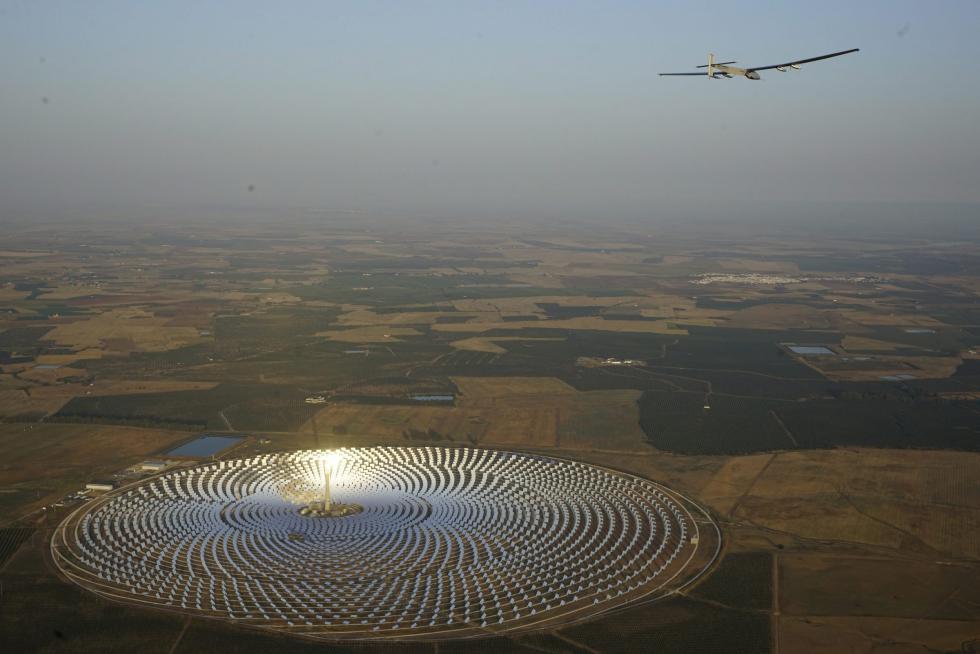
[660,48,859,80]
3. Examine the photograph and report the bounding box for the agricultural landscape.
[1,220,979,652]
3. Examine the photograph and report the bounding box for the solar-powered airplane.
[660,48,859,80]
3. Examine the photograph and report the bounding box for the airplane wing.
[746,48,859,72]
[658,72,710,76]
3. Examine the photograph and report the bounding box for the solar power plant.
[51,447,717,641]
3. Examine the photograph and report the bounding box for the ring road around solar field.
[52,447,721,641]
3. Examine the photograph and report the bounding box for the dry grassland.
[697,454,774,517]
[51,292,172,307]
[448,337,506,353]
[528,237,647,251]
[17,366,87,384]
[502,272,567,288]
[779,555,980,620]
[300,376,647,450]
[0,374,26,390]
[724,304,837,330]
[35,349,105,365]
[639,308,721,323]
[256,292,302,305]
[836,450,980,559]
[0,423,189,520]
[87,380,220,396]
[0,381,219,421]
[498,245,649,269]
[315,326,423,342]
[715,258,801,274]
[779,615,980,654]
[552,389,647,450]
[839,336,903,351]
[303,403,548,446]
[693,294,946,334]
[939,391,980,400]
[727,449,980,557]
[878,355,962,379]
[28,285,108,301]
[812,354,962,382]
[453,376,576,397]
[302,403,547,445]
[0,287,29,302]
[0,259,61,278]
[334,309,462,326]
[432,317,688,335]
[449,336,566,353]
[566,448,726,498]
[336,244,390,256]
[0,424,188,486]
[606,446,980,652]
[449,295,647,316]
[841,310,949,328]
[44,308,202,352]
[0,389,71,418]
[739,492,905,549]
[456,292,713,325]
[0,250,56,258]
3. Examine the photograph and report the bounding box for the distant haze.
[1,1,979,228]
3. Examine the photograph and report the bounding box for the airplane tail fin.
[707,53,715,79]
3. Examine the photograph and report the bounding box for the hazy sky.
[1,1,979,222]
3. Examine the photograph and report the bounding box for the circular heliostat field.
[52,447,718,640]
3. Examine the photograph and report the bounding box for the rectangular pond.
[165,435,243,458]
[410,394,455,402]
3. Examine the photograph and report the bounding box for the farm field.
[0,222,979,652]
[300,376,647,450]
[0,423,189,521]
[779,555,980,620]
[729,449,980,559]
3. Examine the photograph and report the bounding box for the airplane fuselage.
[714,65,760,80]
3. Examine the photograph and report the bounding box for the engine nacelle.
[746,71,761,80]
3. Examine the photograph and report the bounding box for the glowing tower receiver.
[299,450,360,518]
